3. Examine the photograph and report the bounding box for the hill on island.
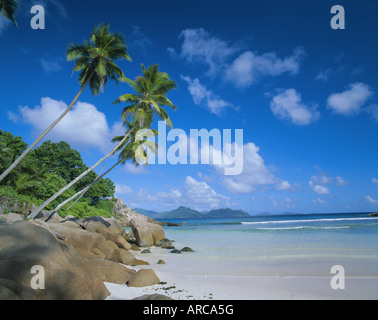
[134,206,251,219]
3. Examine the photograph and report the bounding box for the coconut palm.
[50,121,158,215]
[0,0,18,27]
[0,24,131,183]
[29,64,177,219]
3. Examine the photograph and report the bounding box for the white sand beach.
[105,246,378,300]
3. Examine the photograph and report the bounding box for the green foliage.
[66,24,131,95]
[0,130,116,217]
[94,199,115,214]
[62,201,113,219]
[0,129,27,157]
[33,172,76,210]
[114,63,177,130]
[29,140,115,204]
[1,130,45,197]
[28,141,86,182]
[0,185,37,208]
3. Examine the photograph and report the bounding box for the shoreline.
[105,246,378,300]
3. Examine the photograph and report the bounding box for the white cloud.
[372,178,378,186]
[172,28,237,76]
[327,82,374,116]
[215,142,278,194]
[274,180,293,191]
[123,163,149,175]
[335,176,348,186]
[226,47,305,88]
[315,198,326,204]
[270,89,320,125]
[181,76,234,115]
[309,181,330,195]
[170,28,305,88]
[365,195,378,204]
[315,68,333,82]
[40,57,63,73]
[129,176,234,211]
[309,172,348,195]
[8,97,122,153]
[115,183,133,195]
[177,135,293,194]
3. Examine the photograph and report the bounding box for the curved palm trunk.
[0,75,93,184]
[29,125,137,219]
[50,157,124,216]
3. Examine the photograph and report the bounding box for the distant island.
[134,206,251,219]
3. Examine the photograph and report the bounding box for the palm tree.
[29,64,177,219]
[0,24,131,183]
[50,121,158,215]
[0,0,18,27]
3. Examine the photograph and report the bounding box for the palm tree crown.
[114,64,177,129]
[0,0,18,27]
[67,24,132,95]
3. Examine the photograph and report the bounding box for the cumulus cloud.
[225,47,305,88]
[8,97,123,153]
[270,89,320,125]
[170,28,237,76]
[129,176,235,211]
[309,172,348,195]
[170,28,305,88]
[165,132,294,194]
[309,181,330,195]
[181,76,235,115]
[213,142,281,194]
[115,183,133,195]
[327,82,374,116]
[274,180,294,191]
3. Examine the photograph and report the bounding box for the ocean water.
[158,212,378,278]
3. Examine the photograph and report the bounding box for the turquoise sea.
[158,212,378,278]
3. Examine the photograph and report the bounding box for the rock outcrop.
[130,218,165,247]
[0,209,163,299]
[0,220,110,300]
[112,198,159,226]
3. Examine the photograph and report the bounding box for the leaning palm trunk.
[49,157,125,216]
[0,76,92,184]
[28,125,137,219]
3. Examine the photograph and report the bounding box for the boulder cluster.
[0,199,170,300]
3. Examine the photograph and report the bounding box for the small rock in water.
[141,249,151,254]
[181,247,194,252]
[170,249,181,254]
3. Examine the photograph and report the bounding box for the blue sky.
[1,0,377,214]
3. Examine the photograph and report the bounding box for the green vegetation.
[0,129,116,218]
